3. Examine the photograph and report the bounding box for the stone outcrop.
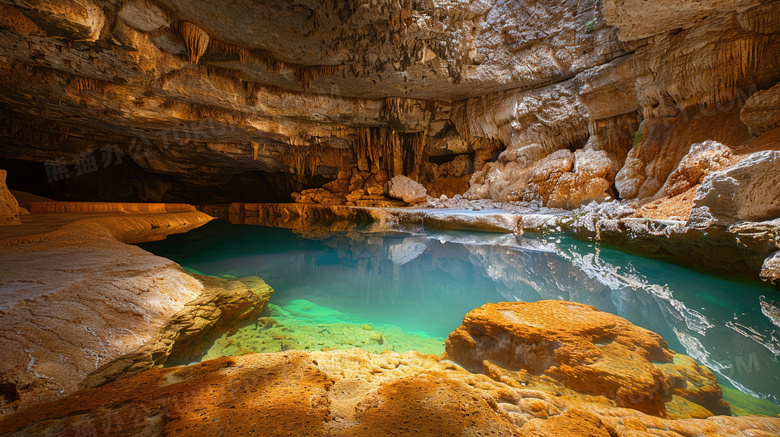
[0,0,776,208]
[661,141,735,198]
[761,251,780,289]
[0,170,21,226]
[465,148,615,208]
[445,300,729,418]
[386,175,427,204]
[741,82,780,136]
[1,312,779,436]
[692,150,780,224]
[0,211,273,413]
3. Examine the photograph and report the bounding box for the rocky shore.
[0,205,273,415]
[1,301,779,436]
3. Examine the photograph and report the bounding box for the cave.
[1,0,780,435]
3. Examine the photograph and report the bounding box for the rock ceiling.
[0,0,778,203]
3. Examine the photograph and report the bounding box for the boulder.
[0,170,21,226]
[662,141,734,197]
[691,150,780,224]
[387,175,427,204]
[445,300,729,417]
[546,149,615,209]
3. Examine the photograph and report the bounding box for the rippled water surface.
[140,220,780,411]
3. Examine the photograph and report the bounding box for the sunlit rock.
[0,170,21,226]
[445,300,730,417]
[692,150,780,224]
[387,175,427,204]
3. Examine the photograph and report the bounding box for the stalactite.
[191,103,244,124]
[251,142,260,160]
[281,143,351,183]
[295,65,338,91]
[19,64,109,94]
[208,38,251,64]
[265,57,285,75]
[198,65,243,88]
[178,21,209,64]
[352,127,427,179]
[160,98,177,109]
[68,77,108,93]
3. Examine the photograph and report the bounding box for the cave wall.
[0,0,777,206]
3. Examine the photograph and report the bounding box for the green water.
[140,220,780,412]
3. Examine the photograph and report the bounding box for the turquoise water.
[139,220,780,409]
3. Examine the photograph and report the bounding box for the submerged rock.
[445,300,729,418]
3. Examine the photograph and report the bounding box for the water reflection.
[140,220,780,404]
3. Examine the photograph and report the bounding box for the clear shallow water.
[140,220,780,411]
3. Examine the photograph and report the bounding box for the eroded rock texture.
[1,305,779,436]
[0,0,777,208]
[446,301,729,418]
[0,169,21,225]
[0,212,273,414]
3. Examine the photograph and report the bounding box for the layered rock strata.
[0,210,273,414]
[0,0,776,211]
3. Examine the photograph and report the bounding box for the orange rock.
[445,300,723,417]
[0,350,776,436]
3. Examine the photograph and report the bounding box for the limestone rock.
[0,343,775,436]
[117,0,169,32]
[761,251,780,289]
[0,212,273,413]
[546,149,615,209]
[445,300,728,417]
[662,141,734,197]
[387,175,427,204]
[6,0,105,41]
[692,150,780,223]
[741,82,780,136]
[0,170,21,226]
[603,0,760,42]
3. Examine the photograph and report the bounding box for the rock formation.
[0,0,775,209]
[387,174,427,204]
[0,170,21,225]
[445,301,729,418]
[1,304,779,436]
[0,211,273,414]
